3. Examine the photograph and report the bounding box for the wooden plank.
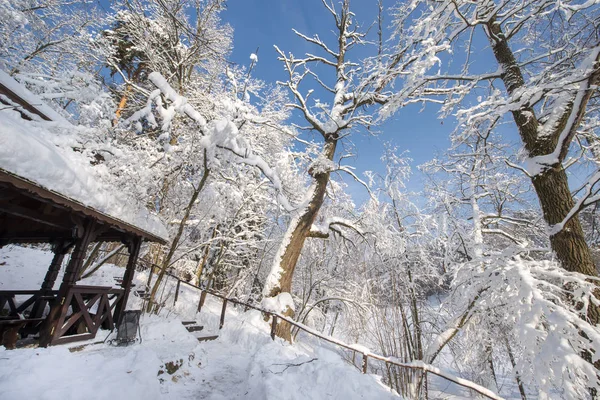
[181,321,197,326]
[0,290,51,295]
[51,332,95,346]
[185,325,204,333]
[0,202,72,230]
[0,78,53,121]
[196,335,219,342]
[6,296,17,314]
[95,294,113,333]
[31,243,69,319]
[15,294,39,314]
[114,237,141,325]
[70,285,113,292]
[0,318,45,326]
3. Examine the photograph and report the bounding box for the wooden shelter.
[0,72,167,347]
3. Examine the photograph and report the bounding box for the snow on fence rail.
[131,259,503,400]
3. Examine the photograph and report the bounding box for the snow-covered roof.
[0,105,168,242]
[0,69,70,124]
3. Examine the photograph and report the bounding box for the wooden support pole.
[270,315,278,340]
[219,298,227,329]
[61,220,97,287]
[30,240,71,319]
[41,241,69,290]
[40,219,97,347]
[173,279,181,306]
[362,353,368,374]
[114,236,141,326]
[197,291,207,313]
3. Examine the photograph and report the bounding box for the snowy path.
[0,246,399,400]
[0,310,399,400]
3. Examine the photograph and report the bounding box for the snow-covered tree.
[260,0,433,341]
[383,0,600,297]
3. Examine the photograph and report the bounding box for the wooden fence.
[134,260,503,400]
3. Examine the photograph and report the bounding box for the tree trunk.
[485,17,600,382]
[113,84,131,126]
[486,20,597,280]
[147,152,210,313]
[263,139,337,341]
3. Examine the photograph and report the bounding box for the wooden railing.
[139,263,504,400]
[0,289,58,318]
[50,285,124,345]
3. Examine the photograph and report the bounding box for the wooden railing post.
[270,315,278,340]
[173,279,181,306]
[197,291,207,313]
[219,298,227,329]
[362,353,368,374]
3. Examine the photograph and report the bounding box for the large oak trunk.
[486,20,597,282]
[485,18,600,379]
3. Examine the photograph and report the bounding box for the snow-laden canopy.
[0,70,70,124]
[0,73,167,241]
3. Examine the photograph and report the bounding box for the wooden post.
[30,240,71,319]
[197,291,207,313]
[362,353,368,374]
[173,279,181,305]
[270,315,278,340]
[40,219,97,347]
[219,298,227,329]
[114,236,141,326]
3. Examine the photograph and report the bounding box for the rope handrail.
[129,259,504,400]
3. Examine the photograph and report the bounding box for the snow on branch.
[549,169,600,235]
[333,165,377,202]
[524,45,600,175]
[291,29,339,58]
[481,228,526,246]
[274,45,326,136]
[309,217,365,239]
[132,72,295,213]
[449,257,600,398]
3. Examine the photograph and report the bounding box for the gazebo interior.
[0,169,166,347]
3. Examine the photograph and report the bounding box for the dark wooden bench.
[0,318,45,349]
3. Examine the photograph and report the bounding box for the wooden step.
[196,335,218,342]
[186,325,204,333]
[181,321,196,326]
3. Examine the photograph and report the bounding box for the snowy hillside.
[0,245,398,400]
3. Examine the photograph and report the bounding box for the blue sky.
[221,0,456,203]
[221,1,600,205]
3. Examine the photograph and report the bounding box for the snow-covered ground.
[0,245,399,400]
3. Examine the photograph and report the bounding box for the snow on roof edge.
[0,167,167,243]
[0,109,168,242]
